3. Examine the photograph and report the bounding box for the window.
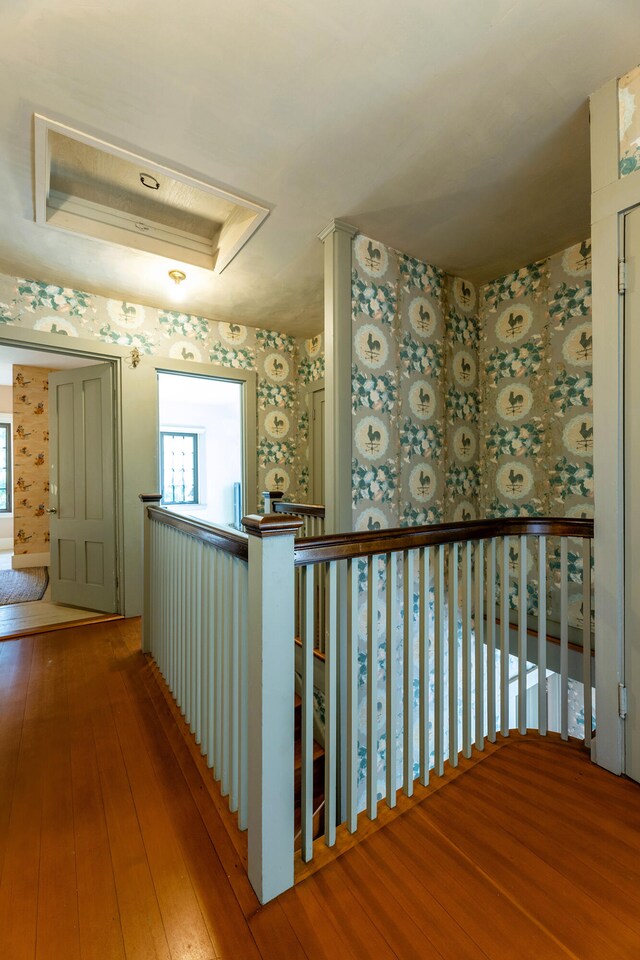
[0,423,11,513]
[161,431,198,505]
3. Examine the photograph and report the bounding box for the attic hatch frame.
[33,114,270,273]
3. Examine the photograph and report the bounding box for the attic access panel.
[33,115,270,273]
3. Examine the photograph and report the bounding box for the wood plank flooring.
[1,617,639,959]
[0,598,119,640]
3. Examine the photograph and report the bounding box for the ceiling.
[0,345,99,386]
[0,1,638,337]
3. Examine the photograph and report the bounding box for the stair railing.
[293,517,594,865]
[140,495,302,905]
[141,500,594,904]
[264,490,328,652]
[263,490,326,538]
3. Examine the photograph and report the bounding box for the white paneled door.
[625,203,640,784]
[49,363,118,613]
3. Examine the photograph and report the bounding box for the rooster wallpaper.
[351,234,592,534]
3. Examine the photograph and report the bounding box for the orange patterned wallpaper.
[12,365,58,557]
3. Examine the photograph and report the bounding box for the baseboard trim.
[12,552,50,569]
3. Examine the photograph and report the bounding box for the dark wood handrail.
[273,501,326,519]
[294,517,594,566]
[146,507,593,567]
[147,505,249,559]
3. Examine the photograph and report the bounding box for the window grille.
[161,431,198,505]
[0,423,11,513]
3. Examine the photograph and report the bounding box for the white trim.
[154,359,257,516]
[12,551,50,569]
[33,114,270,274]
[590,77,640,777]
[0,327,128,611]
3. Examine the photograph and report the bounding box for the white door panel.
[625,204,640,783]
[312,388,325,504]
[49,363,117,612]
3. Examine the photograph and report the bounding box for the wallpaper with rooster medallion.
[0,272,323,512]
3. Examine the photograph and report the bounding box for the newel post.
[262,489,284,513]
[242,512,303,904]
[139,494,162,654]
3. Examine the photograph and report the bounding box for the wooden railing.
[140,500,594,904]
[293,517,594,863]
[264,490,326,538]
[140,495,303,905]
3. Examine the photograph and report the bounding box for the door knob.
[46,507,57,515]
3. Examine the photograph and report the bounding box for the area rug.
[0,567,49,605]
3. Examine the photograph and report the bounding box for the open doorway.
[0,345,119,638]
[157,371,245,527]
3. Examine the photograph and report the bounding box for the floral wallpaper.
[294,333,325,501]
[478,240,593,625]
[619,64,640,177]
[478,239,592,519]
[12,365,57,557]
[0,273,322,512]
[351,234,479,533]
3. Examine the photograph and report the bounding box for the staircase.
[293,694,325,849]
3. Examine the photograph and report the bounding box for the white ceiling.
[0,345,99,386]
[0,0,638,336]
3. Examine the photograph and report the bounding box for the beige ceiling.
[0,0,638,337]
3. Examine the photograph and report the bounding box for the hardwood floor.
[1,618,639,959]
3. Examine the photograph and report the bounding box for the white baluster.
[403,549,415,795]
[434,544,445,777]
[518,534,527,736]
[386,551,398,807]
[301,564,314,861]
[474,538,485,751]
[238,558,249,831]
[419,546,430,786]
[487,538,497,743]
[461,541,472,759]
[367,554,379,818]
[560,538,569,741]
[448,542,459,767]
[325,560,338,846]
[582,539,592,747]
[538,536,547,736]
[500,536,510,736]
[230,556,241,814]
[347,557,359,831]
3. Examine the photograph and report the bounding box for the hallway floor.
[0,550,114,638]
[1,618,639,959]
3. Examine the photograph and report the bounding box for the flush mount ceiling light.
[33,115,270,273]
[167,268,187,303]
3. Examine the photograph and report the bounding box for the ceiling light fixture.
[168,268,187,303]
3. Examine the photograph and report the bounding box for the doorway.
[157,371,245,527]
[624,202,640,783]
[0,344,119,637]
[308,382,325,505]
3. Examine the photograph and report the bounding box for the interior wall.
[12,364,58,565]
[0,273,322,512]
[349,232,592,540]
[350,233,479,532]
[295,333,325,501]
[0,383,12,545]
[619,63,640,176]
